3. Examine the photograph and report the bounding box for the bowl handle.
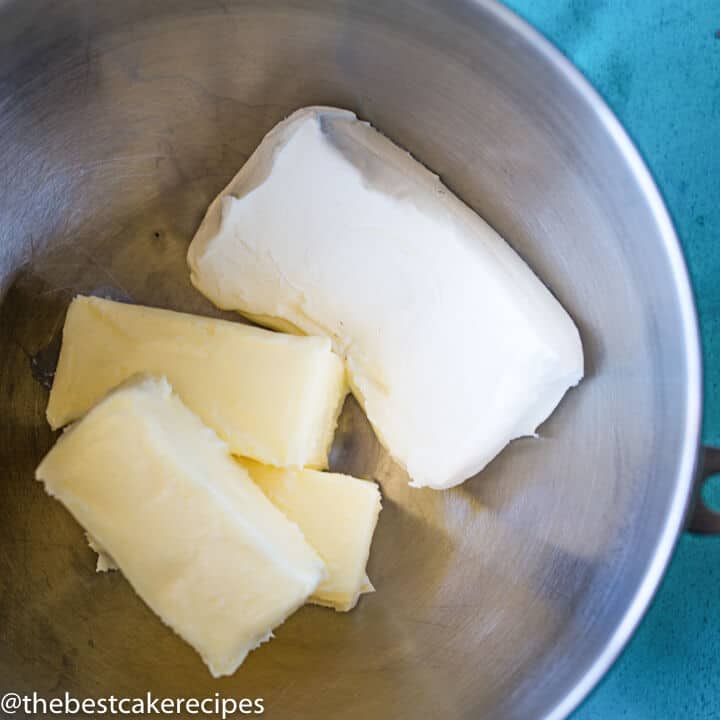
[687,446,720,534]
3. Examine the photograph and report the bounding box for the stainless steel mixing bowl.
[1,1,718,718]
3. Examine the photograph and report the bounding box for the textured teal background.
[502,1,720,718]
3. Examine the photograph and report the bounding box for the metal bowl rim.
[480,1,703,717]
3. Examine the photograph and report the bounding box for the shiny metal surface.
[0,1,703,719]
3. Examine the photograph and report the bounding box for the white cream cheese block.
[46,295,347,469]
[240,459,382,611]
[188,106,584,489]
[36,376,327,677]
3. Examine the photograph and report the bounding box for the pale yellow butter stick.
[240,459,382,612]
[36,376,327,677]
[46,295,347,469]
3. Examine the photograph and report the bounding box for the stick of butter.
[36,376,327,677]
[240,459,382,612]
[188,106,584,489]
[46,295,347,469]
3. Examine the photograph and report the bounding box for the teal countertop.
[502,1,720,718]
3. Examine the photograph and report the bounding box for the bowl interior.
[0,2,700,718]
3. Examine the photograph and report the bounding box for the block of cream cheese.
[46,295,347,469]
[36,376,326,677]
[240,459,381,611]
[187,106,584,489]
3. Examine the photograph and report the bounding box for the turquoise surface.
[502,1,720,718]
